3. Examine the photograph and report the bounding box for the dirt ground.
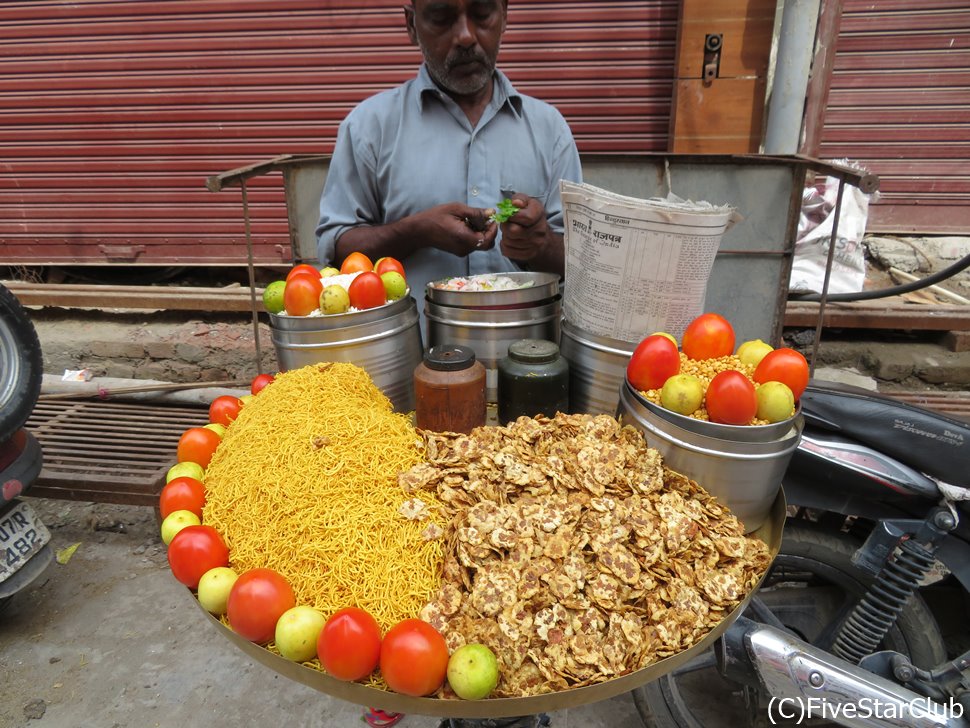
[0,499,642,728]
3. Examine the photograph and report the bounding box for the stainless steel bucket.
[269,296,423,413]
[617,380,802,532]
[425,273,562,402]
[559,319,635,415]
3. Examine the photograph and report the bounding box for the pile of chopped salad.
[432,273,533,292]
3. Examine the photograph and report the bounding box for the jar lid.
[424,344,477,371]
[508,339,560,363]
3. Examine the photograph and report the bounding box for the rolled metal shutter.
[818,0,970,233]
[0,0,675,267]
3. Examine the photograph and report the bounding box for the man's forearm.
[333,220,422,266]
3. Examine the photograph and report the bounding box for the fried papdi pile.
[399,413,771,698]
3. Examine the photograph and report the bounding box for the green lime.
[166,461,205,483]
[320,284,351,314]
[203,423,226,438]
[380,272,407,301]
[262,280,286,314]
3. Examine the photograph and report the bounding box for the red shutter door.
[818,0,970,233]
[0,0,676,267]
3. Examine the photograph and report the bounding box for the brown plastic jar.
[413,344,487,434]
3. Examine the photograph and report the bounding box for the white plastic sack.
[789,163,872,294]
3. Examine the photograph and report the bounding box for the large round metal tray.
[426,272,560,308]
[195,490,785,719]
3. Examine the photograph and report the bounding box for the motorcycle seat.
[800,380,970,486]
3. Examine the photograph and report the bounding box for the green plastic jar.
[497,339,569,424]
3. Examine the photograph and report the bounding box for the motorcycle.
[635,380,970,727]
[0,282,52,612]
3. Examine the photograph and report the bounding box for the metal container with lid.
[269,295,423,413]
[425,271,560,308]
[497,339,569,424]
[425,272,562,402]
[413,344,486,434]
[559,319,636,415]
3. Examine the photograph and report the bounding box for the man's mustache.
[448,49,488,68]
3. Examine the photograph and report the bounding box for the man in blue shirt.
[316,0,582,334]
[321,4,577,725]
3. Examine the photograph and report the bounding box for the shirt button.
[471,187,479,196]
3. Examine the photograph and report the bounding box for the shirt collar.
[415,64,523,119]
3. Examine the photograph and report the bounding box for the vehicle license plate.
[0,501,52,583]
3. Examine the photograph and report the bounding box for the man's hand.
[497,195,564,275]
[333,202,497,264]
[411,202,498,257]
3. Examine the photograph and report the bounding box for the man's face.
[406,0,507,97]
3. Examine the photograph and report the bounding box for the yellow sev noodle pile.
[202,363,443,633]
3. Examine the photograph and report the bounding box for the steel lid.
[425,271,560,308]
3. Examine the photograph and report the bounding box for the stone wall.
[32,309,277,383]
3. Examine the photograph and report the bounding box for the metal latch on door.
[703,33,722,84]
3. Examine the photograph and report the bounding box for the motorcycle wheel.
[633,520,947,728]
[0,283,43,443]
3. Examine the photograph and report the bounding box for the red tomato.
[379,618,448,696]
[226,568,296,644]
[348,271,387,310]
[317,607,383,681]
[286,264,321,282]
[374,256,405,277]
[209,395,243,427]
[159,476,206,519]
[681,313,736,360]
[705,370,758,425]
[340,251,374,275]
[753,347,810,400]
[167,525,229,589]
[250,373,275,395]
[283,274,323,316]
[176,427,221,469]
[627,334,680,391]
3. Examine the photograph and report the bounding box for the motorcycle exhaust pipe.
[733,620,966,727]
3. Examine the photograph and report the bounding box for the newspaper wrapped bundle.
[560,181,740,343]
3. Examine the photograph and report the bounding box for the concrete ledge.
[25,307,970,394]
[31,309,277,384]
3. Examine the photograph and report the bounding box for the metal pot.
[617,381,802,532]
[425,273,562,402]
[558,319,635,415]
[269,295,423,413]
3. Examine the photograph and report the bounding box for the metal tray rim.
[194,490,786,718]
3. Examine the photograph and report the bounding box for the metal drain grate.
[25,399,209,506]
